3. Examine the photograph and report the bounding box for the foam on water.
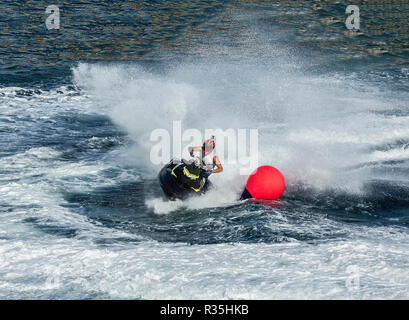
[1,45,409,299]
[1,226,409,299]
[72,59,409,195]
[0,146,142,243]
[0,86,142,244]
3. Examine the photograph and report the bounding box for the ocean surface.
[1,0,409,299]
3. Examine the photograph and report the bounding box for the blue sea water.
[0,0,409,299]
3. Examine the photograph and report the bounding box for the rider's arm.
[212,155,223,173]
[188,146,202,156]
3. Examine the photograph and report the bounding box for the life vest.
[202,149,216,171]
[171,162,205,192]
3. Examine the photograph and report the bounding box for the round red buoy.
[240,166,285,200]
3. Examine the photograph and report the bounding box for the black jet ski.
[158,158,213,200]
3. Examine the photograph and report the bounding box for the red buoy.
[240,166,285,200]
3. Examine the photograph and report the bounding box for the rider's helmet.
[202,136,215,156]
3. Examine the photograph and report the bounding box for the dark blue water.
[1,0,409,299]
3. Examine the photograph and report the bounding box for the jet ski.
[158,157,212,201]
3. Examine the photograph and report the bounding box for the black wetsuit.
[171,162,205,192]
[158,159,210,200]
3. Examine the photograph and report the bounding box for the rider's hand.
[203,169,213,178]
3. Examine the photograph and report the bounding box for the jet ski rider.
[188,136,223,179]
